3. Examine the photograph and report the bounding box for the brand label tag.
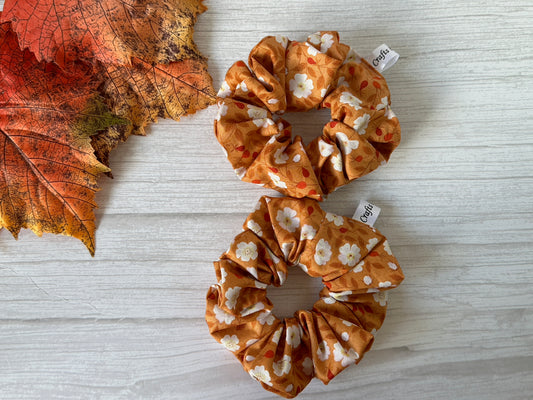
[353,200,381,227]
[365,44,399,73]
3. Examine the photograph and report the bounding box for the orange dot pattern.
[206,196,404,398]
[215,32,401,200]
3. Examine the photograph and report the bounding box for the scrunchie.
[215,32,401,201]
[205,196,404,398]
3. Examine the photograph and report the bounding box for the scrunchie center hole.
[266,265,324,319]
[279,108,332,146]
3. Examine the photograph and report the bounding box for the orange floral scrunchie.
[215,32,401,201]
[205,196,404,398]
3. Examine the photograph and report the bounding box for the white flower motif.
[318,33,334,52]
[247,104,266,120]
[363,275,372,285]
[246,339,259,348]
[388,262,398,270]
[268,172,287,188]
[273,355,292,376]
[241,301,265,316]
[330,290,352,302]
[314,239,332,265]
[236,242,258,262]
[373,291,388,306]
[302,357,313,375]
[320,87,328,98]
[215,102,228,121]
[342,320,355,327]
[257,311,276,325]
[338,243,361,267]
[331,154,343,172]
[293,154,301,162]
[354,114,371,135]
[214,304,235,324]
[289,73,314,99]
[351,260,364,273]
[234,167,247,179]
[341,332,350,341]
[286,384,294,393]
[298,262,308,273]
[286,325,301,348]
[277,270,286,284]
[339,91,362,110]
[225,287,241,310]
[249,365,272,386]
[245,355,255,362]
[335,131,359,155]
[308,32,321,45]
[220,334,240,352]
[267,134,280,145]
[333,342,359,367]
[236,80,248,92]
[316,340,330,361]
[337,76,349,87]
[300,224,317,241]
[376,96,389,111]
[276,207,300,233]
[275,35,289,48]
[268,98,279,104]
[308,32,334,53]
[219,267,227,284]
[305,42,319,56]
[326,212,344,226]
[323,296,336,304]
[247,220,263,237]
[217,80,232,98]
[385,107,396,120]
[255,281,268,289]
[266,248,281,265]
[274,147,289,164]
[344,48,362,64]
[272,327,283,344]
[383,240,393,256]
[246,266,258,279]
[379,281,392,288]
[366,237,379,252]
[371,328,378,335]
[319,139,334,157]
[247,104,274,128]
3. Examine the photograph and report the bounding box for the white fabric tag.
[353,200,381,227]
[365,44,399,73]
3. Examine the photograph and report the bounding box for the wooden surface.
[1,0,533,399]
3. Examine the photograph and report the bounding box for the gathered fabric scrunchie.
[205,196,404,398]
[215,32,401,201]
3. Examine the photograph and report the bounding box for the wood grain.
[1,0,532,399]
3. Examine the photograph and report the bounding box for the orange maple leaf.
[1,0,207,67]
[92,57,215,166]
[0,23,124,255]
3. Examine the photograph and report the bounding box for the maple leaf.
[91,56,215,165]
[1,0,208,67]
[0,22,125,255]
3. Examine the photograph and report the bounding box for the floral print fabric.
[215,32,401,201]
[205,196,404,398]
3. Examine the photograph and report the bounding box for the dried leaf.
[1,0,207,67]
[92,56,215,165]
[0,23,124,255]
